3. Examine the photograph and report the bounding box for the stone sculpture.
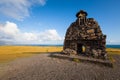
[63,10,107,59]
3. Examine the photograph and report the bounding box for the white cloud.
[38,29,62,41]
[31,0,46,5]
[107,40,120,45]
[0,21,20,35]
[0,0,47,20]
[0,21,63,45]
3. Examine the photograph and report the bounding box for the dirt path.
[0,53,120,80]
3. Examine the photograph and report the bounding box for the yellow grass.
[0,46,62,63]
[106,48,120,55]
[0,46,120,63]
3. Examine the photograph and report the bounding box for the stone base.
[49,53,113,67]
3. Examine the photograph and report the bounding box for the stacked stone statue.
[63,10,107,59]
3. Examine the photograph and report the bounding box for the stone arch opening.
[77,43,85,54]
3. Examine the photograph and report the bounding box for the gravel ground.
[0,53,120,80]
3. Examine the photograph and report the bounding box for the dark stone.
[63,10,107,59]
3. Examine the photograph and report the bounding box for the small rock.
[62,48,77,55]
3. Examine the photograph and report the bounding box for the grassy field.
[0,46,120,63]
[106,48,120,54]
[0,46,62,63]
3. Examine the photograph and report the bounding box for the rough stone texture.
[63,10,107,59]
[62,48,77,55]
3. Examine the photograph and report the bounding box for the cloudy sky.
[0,0,120,45]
